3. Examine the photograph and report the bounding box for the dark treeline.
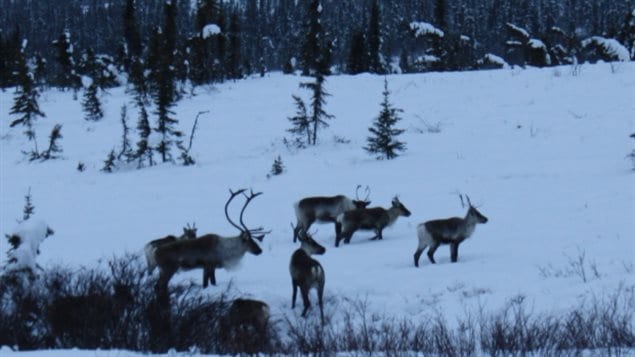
[0,0,633,89]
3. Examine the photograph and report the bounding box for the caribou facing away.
[290,230,326,324]
[292,185,371,242]
[144,223,197,275]
[151,189,269,295]
[335,196,411,247]
[414,195,488,267]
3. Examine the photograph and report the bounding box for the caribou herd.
[144,186,488,327]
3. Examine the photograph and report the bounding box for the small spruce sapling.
[177,111,207,166]
[135,96,154,168]
[301,74,334,145]
[118,105,135,162]
[23,187,35,221]
[102,149,117,172]
[82,81,104,121]
[287,95,310,148]
[268,156,285,178]
[365,78,406,160]
[628,133,635,170]
[39,124,63,161]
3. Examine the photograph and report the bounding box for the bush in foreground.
[0,254,633,355]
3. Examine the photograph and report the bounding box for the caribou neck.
[462,210,479,237]
[218,233,249,267]
[386,206,402,226]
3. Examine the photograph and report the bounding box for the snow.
[81,75,93,88]
[1,62,635,353]
[415,54,440,63]
[528,38,546,49]
[506,22,530,39]
[410,21,444,38]
[481,53,508,67]
[201,24,221,39]
[582,36,631,61]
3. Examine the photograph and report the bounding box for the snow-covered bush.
[2,219,54,283]
[477,53,509,70]
[581,36,631,63]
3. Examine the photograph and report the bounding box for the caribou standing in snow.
[144,223,198,275]
[290,230,327,325]
[292,185,371,242]
[335,196,411,247]
[414,195,488,267]
[150,189,269,295]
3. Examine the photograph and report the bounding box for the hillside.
[1,62,634,353]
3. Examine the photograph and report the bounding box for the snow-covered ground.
[1,62,634,354]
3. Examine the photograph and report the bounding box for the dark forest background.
[1,0,633,87]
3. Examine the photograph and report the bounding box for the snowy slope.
[1,62,634,332]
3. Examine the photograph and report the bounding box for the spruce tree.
[287,94,310,147]
[367,0,384,74]
[82,82,104,121]
[153,1,182,163]
[365,78,406,160]
[102,149,117,172]
[347,30,368,74]
[301,0,325,76]
[227,11,242,79]
[34,53,47,88]
[118,105,135,161]
[300,73,333,145]
[269,156,284,176]
[39,124,63,161]
[52,30,78,89]
[123,0,142,60]
[135,96,154,168]
[22,187,35,221]
[10,46,45,142]
[2,26,22,88]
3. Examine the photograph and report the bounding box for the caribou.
[150,189,269,295]
[290,230,326,324]
[225,298,270,333]
[335,196,411,247]
[292,185,371,242]
[414,195,488,267]
[144,223,197,275]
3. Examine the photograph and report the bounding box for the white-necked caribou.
[414,195,488,267]
[150,189,269,296]
[292,185,371,242]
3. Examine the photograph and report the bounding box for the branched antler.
[225,188,247,232]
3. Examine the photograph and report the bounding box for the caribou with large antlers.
[414,195,488,267]
[292,185,371,242]
[151,189,269,294]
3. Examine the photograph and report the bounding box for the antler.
[466,195,473,207]
[237,189,270,241]
[183,222,198,239]
[364,185,371,201]
[225,188,247,232]
[355,184,362,200]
